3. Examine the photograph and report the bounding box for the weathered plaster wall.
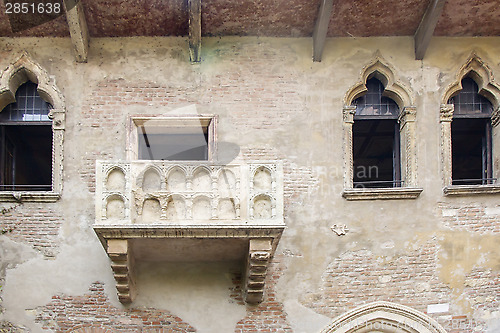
[0,36,499,332]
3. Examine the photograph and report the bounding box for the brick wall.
[81,79,199,129]
[79,150,112,193]
[36,282,196,333]
[36,259,293,333]
[303,240,450,317]
[234,255,293,333]
[439,204,500,234]
[0,202,62,258]
[241,147,319,212]
[301,237,498,333]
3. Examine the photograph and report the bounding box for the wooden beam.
[313,0,334,62]
[64,0,90,63]
[188,0,202,63]
[414,0,446,60]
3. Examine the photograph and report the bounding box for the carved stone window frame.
[440,54,500,196]
[0,53,65,202]
[342,55,422,200]
[126,115,217,162]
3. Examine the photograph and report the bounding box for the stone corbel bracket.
[245,239,272,304]
[107,239,136,303]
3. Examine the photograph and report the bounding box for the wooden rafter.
[313,0,334,62]
[64,0,90,63]
[188,0,202,63]
[414,0,446,60]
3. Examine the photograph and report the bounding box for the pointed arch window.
[0,81,53,191]
[449,77,494,185]
[352,78,401,188]
[343,59,422,200]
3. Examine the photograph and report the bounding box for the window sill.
[443,185,500,196]
[0,191,60,203]
[342,188,423,201]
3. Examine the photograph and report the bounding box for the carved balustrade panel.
[95,161,284,227]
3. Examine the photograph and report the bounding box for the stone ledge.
[443,185,500,196]
[342,188,423,200]
[0,192,60,203]
[93,224,285,246]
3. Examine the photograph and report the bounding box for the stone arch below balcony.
[218,198,237,219]
[218,168,237,195]
[252,194,273,219]
[141,167,162,192]
[192,195,212,219]
[105,194,126,220]
[192,166,212,192]
[164,194,186,220]
[142,197,162,223]
[253,166,273,192]
[166,167,187,192]
[106,167,126,192]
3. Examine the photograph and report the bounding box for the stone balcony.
[93,160,285,304]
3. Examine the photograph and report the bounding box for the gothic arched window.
[352,77,401,188]
[0,81,53,191]
[449,77,493,185]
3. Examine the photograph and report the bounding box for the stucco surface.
[0,36,499,332]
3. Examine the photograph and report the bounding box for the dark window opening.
[451,119,492,185]
[352,78,401,188]
[138,125,209,161]
[449,77,493,185]
[0,82,53,191]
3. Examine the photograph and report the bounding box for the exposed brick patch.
[79,79,202,193]
[81,80,198,129]
[303,241,451,317]
[79,151,112,193]
[36,282,196,333]
[207,43,306,131]
[241,147,319,211]
[438,204,500,234]
[301,241,499,332]
[465,267,499,315]
[229,272,245,306]
[234,255,293,333]
[0,203,62,257]
[282,162,319,205]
